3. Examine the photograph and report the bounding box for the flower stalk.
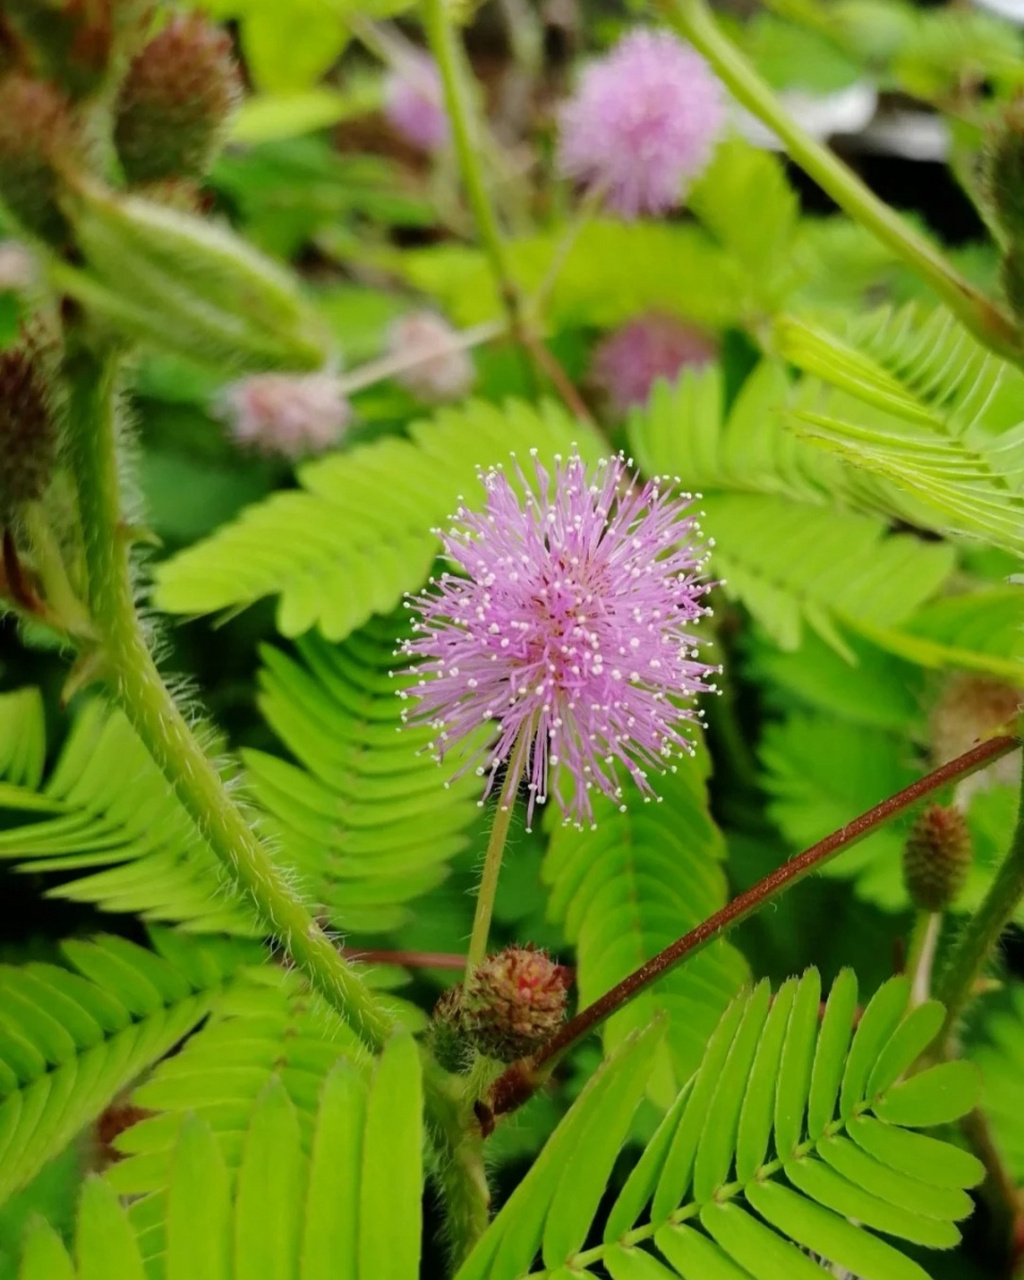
[483,731,1020,1126]
[66,347,394,1052]
[662,0,1024,365]
[421,0,525,337]
[467,789,517,971]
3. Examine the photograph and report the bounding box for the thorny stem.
[68,348,395,1052]
[484,733,1020,1124]
[663,0,1024,365]
[467,795,517,971]
[937,744,1024,1049]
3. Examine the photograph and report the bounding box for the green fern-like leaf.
[458,971,983,1280]
[18,1032,424,1280]
[544,757,748,1104]
[778,306,1024,556]
[626,363,956,656]
[101,957,420,1268]
[0,929,256,1208]
[246,613,488,934]
[153,398,606,640]
[0,697,254,935]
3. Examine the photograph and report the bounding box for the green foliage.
[544,757,748,1105]
[966,982,1024,1182]
[0,929,255,1207]
[778,306,1024,557]
[458,972,983,1279]
[18,1032,424,1279]
[0,696,253,935]
[154,398,605,639]
[246,614,487,934]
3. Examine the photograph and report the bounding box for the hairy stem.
[467,798,516,970]
[423,1058,491,1267]
[663,0,1023,364]
[485,733,1019,1122]
[67,348,394,1051]
[422,0,525,338]
[937,746,1024,1047]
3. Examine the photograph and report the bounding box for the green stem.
[906,910,941,1008]
[937,745,1024,1046]
[663,0,1023,364]
[67,349,394,1052]
[422,1057,491,1266]
[22,501,94,639]
[422,0,526,338]
[467,797,516,970]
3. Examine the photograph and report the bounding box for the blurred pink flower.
[557,29,725,218]
[388,311,475,402]
[219,372,350,460]
[592,313,717,414]
[402,449,715,828]
[384,52,450,154]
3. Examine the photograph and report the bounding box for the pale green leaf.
[359,1033,422,1280]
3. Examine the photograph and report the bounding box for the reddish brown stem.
[343,948,470,971]
[483,732,1019,1127]
[521,331,595,424]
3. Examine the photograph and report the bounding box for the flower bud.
[0,75,79,244]
[63,181,329,370]
[930,673,1022,797]
[461,946,571,1063]
[0,323,61,517]
[114,14,240,184]
[388,311,475,404]
[985,102,1024,246]
[903,804,972,913]
[590,313,716,416]
[219,371,350,459]
[429,985,471,1074]
[3,0,119,98]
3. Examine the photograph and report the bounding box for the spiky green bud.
[0,74,80,244]
[114,14,240,184]
[429,985,471,1074]
[0,323,61,517]
[903,804,972,913]
[985,102,1024,246]
[461,946,571,1064]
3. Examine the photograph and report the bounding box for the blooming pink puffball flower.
[592,313,717,414]
[557,29,726,218]
[388,311,475,403]
[219,372,351,460]
[401,449,716,828]
[384,52,450,154]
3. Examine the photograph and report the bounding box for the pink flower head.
[218,372,350,460]
[592,313,717,415]
[384,52,450,154]
[401,450,715,828]
[388,310,475,403]
[557,29,725,218]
